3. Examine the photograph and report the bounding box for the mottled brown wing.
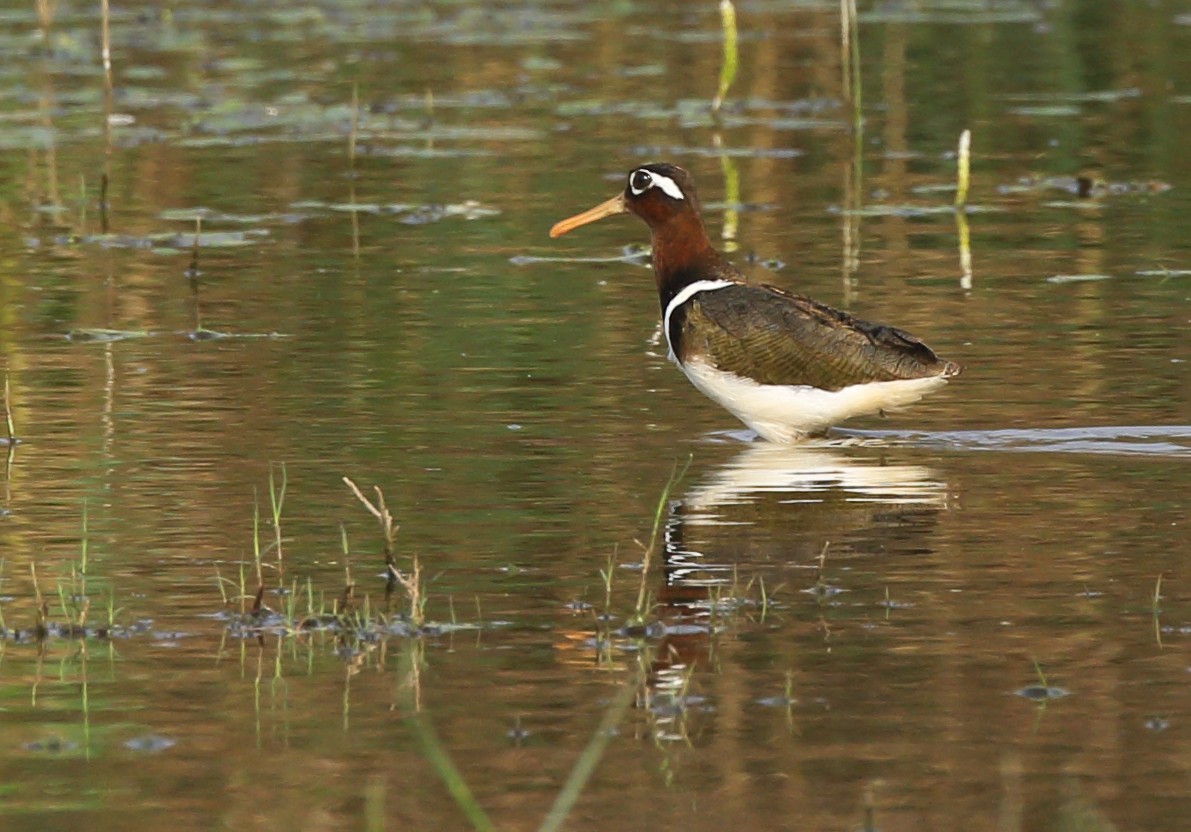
[678,284,959,391]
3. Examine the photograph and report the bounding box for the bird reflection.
[652,442,951,667]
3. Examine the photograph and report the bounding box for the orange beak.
[549,194,627,238]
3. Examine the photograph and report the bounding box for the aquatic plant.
[711,0,737,114]
[2,372,14,447]
[955,129,972,208]
[0,501,128,644]
[629,457,690,627]
[343,476,426,629]
[394,634,640,832]
[211,469,449,651]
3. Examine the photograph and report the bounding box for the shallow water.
[1,0,1190,829]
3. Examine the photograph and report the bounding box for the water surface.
[1,1,1190,830]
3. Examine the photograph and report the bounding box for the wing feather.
[676,284,959,391]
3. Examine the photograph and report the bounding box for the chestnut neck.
[648,209,724,310]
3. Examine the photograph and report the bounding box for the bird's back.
[674,283,961,391]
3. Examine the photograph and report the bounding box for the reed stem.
[711,0,738,113]
[955,129,971,208]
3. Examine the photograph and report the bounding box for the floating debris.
[998,175,1172,197]
[506,720,532,742]
[187,329,290,341]
[861,4,1041,24]
[510,245,650,266]
[23,737,79,754]
[717,114,847,131]
[360,145,495,159]
[288,199,499,224]
[1002,88,1141,104]
[631,144,802,159]
[1007,105,1081,117]
[399,200,501,225]
[66,328,153,342]
[322,202,410,215]
[802,583,845,598]
[1136,268,1191,278]
[829,203,1003,218]
[1046,274,1113,284]
[79,230,270,251]
[740,252,785,271]
[158,208,311,225]
[755,695,798,708]
[163,230,269,248]
[1015,684,1070,700]
[123,734,177,753]
[910,183,960,195]
[520,56,563,72]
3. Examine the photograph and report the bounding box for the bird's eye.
[627,168,686,201]
[629,169,653,195]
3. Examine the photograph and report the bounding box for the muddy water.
[1,1,1190,830]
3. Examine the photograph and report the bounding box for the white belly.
[679,357,949,443]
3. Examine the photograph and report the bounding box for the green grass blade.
[718,142,739,243]
[633,456,691,618]
[955,129,971,208]
[80,498,88,575]
[407,712,496,832]
[712,0,738,112]
[538,676,639,832]
[3,373,14,441]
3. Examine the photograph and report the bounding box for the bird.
[549,162,960,444]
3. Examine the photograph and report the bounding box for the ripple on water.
[838,425,1191,458]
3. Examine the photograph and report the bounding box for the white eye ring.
[628,169,685,201]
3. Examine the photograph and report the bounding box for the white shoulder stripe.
[662,279,736,362]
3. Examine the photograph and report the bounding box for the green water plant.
[955,130,974,287]
[9,503,125,644]
[955,129,972,208]
[536,676,639,832]
[1152,572,1164,648]
[628,457,690,628]
[812,540,831,597]
[711,0,737,114]
[348,83,360,166]
[2,372,14,446]
[363,774,386,832]
[269,462,287,582]
[841,0,861,125]
[187,215,202,278]
[211,469,461,646]
[348,83,361,257]
[52,501,94,635]
[396,636,641,832]
[599,549,616,620]
[715,135,739,247]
